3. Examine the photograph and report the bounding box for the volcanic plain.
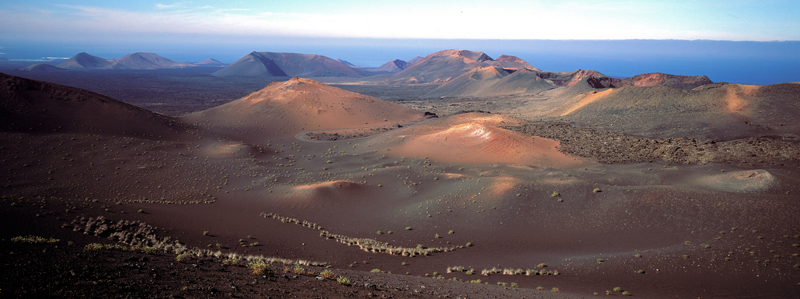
[1,49,799,298]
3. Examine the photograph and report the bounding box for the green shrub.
[320,269,336,279]
[84,243,104,251]
[176,252,193,263]
[248,261,271,275]
[336,276,351,285]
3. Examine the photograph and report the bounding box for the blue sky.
[2,0,799,41]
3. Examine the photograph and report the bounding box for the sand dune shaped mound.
[692,169,777,193]
[0,73,181,136]
[201,141,266,157]
[361,112,590,167]
[274,181,362,208]
[182,78,425,137]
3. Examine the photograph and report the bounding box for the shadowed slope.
[0,73,183,137]
[182,77,425,137]
[374,59,410,73]
[213,52,361,77]
[210,52,287,77]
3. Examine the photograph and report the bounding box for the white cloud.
[155,3,181,10]
[0,3,796,41]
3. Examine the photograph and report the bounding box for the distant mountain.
[494,55,539,70]
[193,58,226,67]
[56,52,195,70]
[374,59,410,73]
[211,52,287,77]
[57,52,114,69]
[406,56,424,66]
[113,52,193,69]
[386,50,535,84]
[213,52,362,77]
[422,62,719,98]
[20,63,66,72]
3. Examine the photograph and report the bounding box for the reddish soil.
[1,71,799,299]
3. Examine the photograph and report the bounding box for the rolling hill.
[57,52,195,70]
[181,77,425,137]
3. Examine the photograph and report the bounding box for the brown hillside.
[552,82,800,140]
[181,78,425,137]
[0,73,182,137]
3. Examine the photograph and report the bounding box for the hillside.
[0,72,182,136]
[181,77,424,137]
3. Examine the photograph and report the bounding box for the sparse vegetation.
[11,235,60,244]
[247,260,271,275]
[336,276,351,285]
[320,269,337,279]
[176,252,193,263]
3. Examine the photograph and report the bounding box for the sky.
[1,0,799,84]
[3,0,799,41]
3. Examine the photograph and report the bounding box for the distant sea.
[2,38,798,85]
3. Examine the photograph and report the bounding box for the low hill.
[209,52,287,77]
[0,73,182,137]
[374,59,410,73]
[19,63,66,72]
[212,52,362,77]
[360,112,589,167]
[113,52,194,69]
[57,52,114,69]
[193,58,226,66]
[181,77,425,137]
[56,52,195,70]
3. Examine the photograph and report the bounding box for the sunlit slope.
[182,77,425,137]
